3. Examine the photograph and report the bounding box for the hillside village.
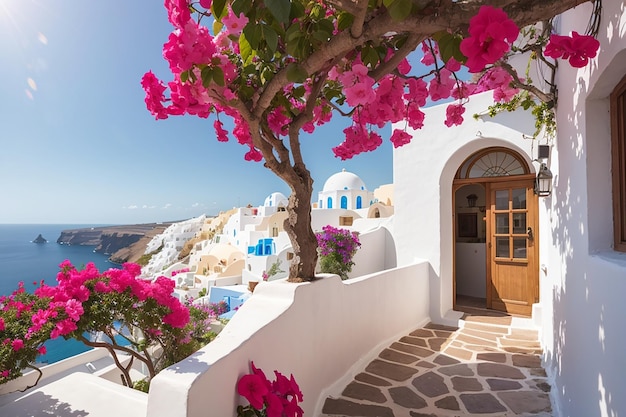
[138,169,395,317]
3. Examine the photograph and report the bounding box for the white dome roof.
[322,170,367,192]
[264,192,288,207]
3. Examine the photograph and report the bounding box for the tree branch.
[370,34,425,81]
[349,0,370,38]
[500,61,554,103]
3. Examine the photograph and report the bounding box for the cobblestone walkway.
[321,312,551,417]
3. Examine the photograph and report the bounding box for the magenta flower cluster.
[1,261,194,384]
[236,361,303,417]
[316,225,361,280]
[144,2,601,166]
[544,31,600,68]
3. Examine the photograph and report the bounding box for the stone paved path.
[321,312,551,417]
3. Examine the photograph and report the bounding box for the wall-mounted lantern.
[534,163,553,197]
[466,194,478,207]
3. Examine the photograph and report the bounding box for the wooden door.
[486,180,538,316]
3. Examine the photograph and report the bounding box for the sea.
[0,224,121,364]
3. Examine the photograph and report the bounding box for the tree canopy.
[143,0,599,280]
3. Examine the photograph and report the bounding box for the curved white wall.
[147,263,430,417]
[393,91,539,322]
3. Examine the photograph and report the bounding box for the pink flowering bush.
[237,362,303,417]
[0,261,215,390]
[316,226,361,280]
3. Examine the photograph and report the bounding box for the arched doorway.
[453,147,539,316]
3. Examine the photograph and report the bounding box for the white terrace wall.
[147,262,430,417]
[539,4,626,416]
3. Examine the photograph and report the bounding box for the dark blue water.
[0,224,121,364]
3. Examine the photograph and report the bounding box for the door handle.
[527,227,534,241]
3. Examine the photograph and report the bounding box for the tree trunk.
[284,166,318,282]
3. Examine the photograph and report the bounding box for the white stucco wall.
[393,91,539,322]
[537,4,626,417]
[146,263,430,417]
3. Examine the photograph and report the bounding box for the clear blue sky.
[0,0,397,225]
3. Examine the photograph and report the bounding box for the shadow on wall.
[546,21,626,415]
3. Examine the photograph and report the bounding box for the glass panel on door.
[512,188,526,209]
[512,213,526,234]
[496,213,509,234]
[495,190,509,210]
[496,237,509,257]
[513,238,527,258]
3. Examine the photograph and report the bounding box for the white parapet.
[147,261,431,417]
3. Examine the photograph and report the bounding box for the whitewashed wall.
[539,4,626,416]
[393,91,539,323]
[147,263,430,417]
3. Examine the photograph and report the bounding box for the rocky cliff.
[57,223,173,263]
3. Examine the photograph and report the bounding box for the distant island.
[33,234,48,244]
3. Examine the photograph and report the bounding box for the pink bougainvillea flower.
[390,129,412,148]
[199,0,212,9]
[445,57,462,72]
[544,31,600,68]
[214,119,229,142]
[265,392,284,417]
[12,339,24,352]
[460,5,519,73]
[37,346,47,355]
[141,71,169,120]
[0,317,4,331]
[420,40,438,66]
[222,7,248,36]
[244,147,263,162]
[445,103,466,127]
[283,396,304,417]
[397,58,411,75]
[344,82,376,106]
[237,373,269,409]
[165,0,192,29]
[429,69,455,101]
[493,85,519,102]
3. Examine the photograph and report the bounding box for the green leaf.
[211,0,226,19]
[436,32,464,64]
[262,26,279,53]
[265,0,291,24]
[231,0,252,16]
[212,67,225,86]
[385,0,412,21]
[317,19,335,36]
[312,30,331,43]
[213,19,224,34]
[180,70,189,83]
[337,12,354,31]
[361,45,379,67]
[243,24,263,50]
[201,67,213,88]
[239,33,253,64]
[286,63,308,83]
[289,0,305,19]
[286,24,303,42]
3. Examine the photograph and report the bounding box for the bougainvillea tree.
[143,0,600,281]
